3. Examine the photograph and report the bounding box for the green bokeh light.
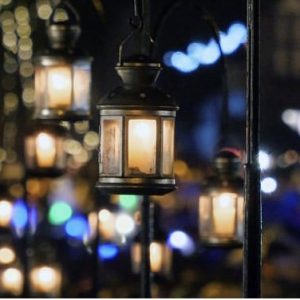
[119,195,139,211]
[48,201,73,225]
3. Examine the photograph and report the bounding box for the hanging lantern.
[25,123,67,177]
[199,149,244,246]
[34,1,92,121]
[29,264,62,297]
[131,239,172,276]
[97,58,178,195]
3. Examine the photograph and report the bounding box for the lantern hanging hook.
[118,0,154,65]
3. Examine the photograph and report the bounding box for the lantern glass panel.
[35,133,56,167]
[100,117,122,175]
[73,62,91,110]
[212,193,237,237]
[127,119,157,175]
[162,118,174,176]
[199,195,211,237]
[47,65,72,109]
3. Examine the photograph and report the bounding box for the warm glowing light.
[132,242,172,274]
[261,177,277,194]
[48,67,72,108]
[0,246,16,264]
[30,266,61,295]
[1,267,23,295]
[0,200,13,227]
[212,193,236,236]
[150,242,164,273]
[98,209,112,223]
[97,210,116,240]
[128,119,157,174]
[115,213,135,236]
[36,132,56,167]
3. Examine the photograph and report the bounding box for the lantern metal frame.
[33,0,92,122]
[97,60,178,195]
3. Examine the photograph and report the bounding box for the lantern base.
[201,237,243,248]
[96,177,176,195]
[34,108,90,122]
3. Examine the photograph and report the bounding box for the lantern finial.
[47,1,81,50]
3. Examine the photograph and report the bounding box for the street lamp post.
[243,0,262,297]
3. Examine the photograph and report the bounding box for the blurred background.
[0,0,299,297]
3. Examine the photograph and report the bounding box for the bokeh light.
[98,243,119,260]
[65,215,89,239]
[48,201,73,225]
[261,177,278,194]
[167,230,195,256]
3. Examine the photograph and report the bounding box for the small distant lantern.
[25,123,67,177]
[34,1,92,121]
[199,149,244,246]
[0,267,24,296]
[29,265,62,297]
[131,239,172,276]
[97,58,178,195]
[0,185,13,228]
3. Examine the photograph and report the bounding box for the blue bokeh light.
[199,39,220,64]
[12,199,28,230]
[170,51,199,73]
[167,230,195,256]
[165,22,247,73]
[65,215,89,239]
[98,243,119,260]
[228,22,247,44]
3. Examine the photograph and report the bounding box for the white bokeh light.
[115,213,135,236]
[258,150,271,170]
[261,177,277,194]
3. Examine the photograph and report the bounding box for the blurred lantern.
[29,265,62,297]
[131,202,172,275]
[0,185,13,228]
[131,235,172,276]
[0,267,24,296]
[34,0,92,121]
[97,56,178,195]
[25,123,67,177]
[199,149,244,246]
[0,200,13,228]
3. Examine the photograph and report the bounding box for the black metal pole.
[91,207,100,297]
[243,0,261,297]
[140,195,153,298]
